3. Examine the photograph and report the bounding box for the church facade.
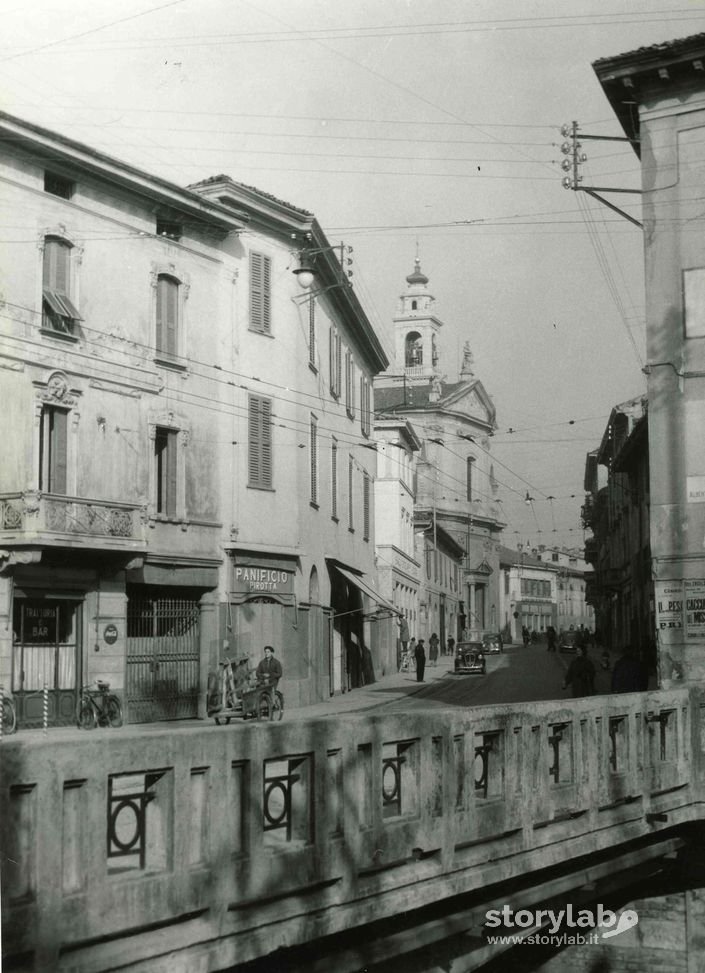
[374,258,506,647]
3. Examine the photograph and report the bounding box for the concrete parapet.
[1,687,704,971]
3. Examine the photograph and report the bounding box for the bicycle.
[77,680,123,729]
[1,686,17,735]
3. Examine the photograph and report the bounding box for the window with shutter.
[39,406,68,494]
[331,438,338,520]
[363,471,370,541]
[42,237,81,336]
[344,350,351,415]
[248,394,273,489]
[154,427,178,518]
[250,252,272,334]
[348,454,354,531]
[310,415,318,506]
[360,375,371,436]
[156,275,180,359]
[308,297,316,368]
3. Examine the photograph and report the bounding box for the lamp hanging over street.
[293,252,315,289]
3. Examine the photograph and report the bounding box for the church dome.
[406,256,428,286]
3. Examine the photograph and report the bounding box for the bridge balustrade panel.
[1,688,703,972]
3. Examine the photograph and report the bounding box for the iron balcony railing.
[0,491,146,548]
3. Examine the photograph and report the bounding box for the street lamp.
[291,238,354,290]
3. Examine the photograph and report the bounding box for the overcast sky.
[3,1,705,551]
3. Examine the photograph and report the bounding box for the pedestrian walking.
[414,639,426,682]
[429,632,439,666]
[546,625,557,653]
[562,645,595,698]
[447,637,455,659]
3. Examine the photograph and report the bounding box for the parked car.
[481,632,503,654]
[453,641,486,674]
[559,630,579,653]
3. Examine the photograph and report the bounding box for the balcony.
[0,491,146,553]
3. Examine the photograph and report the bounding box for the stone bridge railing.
[2,687,704,972]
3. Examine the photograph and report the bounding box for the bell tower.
[392,254,443,385]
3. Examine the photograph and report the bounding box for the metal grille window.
[250,251,272,334]
[154,427,178,517]
[43,237,81,335]
[363,471,370,541]
[156,274,180,359]
[248,394,273,489]
[39,405,68,494]
[310,414,318,506]
[331,437,338,520]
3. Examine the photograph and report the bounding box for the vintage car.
[481,632,503,654]
[453,641,486,675]
[559,630,580,653]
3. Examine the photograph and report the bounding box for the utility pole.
[559,120,643,228]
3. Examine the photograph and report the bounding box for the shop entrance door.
[12,598,81,728]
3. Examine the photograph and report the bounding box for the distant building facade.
[375,258,506,644]
[373,417,422,670]
[583,396,651,659]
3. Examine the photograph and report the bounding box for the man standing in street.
[256,645,282,686]
[414,639,426,682]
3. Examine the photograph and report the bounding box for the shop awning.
[332,564,399,615]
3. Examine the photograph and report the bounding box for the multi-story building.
[374,258,506,644]
[0,112,389,727]
[498,544,594,643]
[498,546,556,642]
[594,34,705,683]
[373,416,422,669]
[550,548,595,636]
[582,396,651,659]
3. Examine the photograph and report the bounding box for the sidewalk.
[285,653,455,721]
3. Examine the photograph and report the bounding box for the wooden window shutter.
[348,454,354,529]
[166,430,178,517]
[248,395,272,487]
[250,252,271,333]
[308,297,316,365]
[44,238,70,294]
[344,350,351,412]
[50,408,68,494]
[331,438,338,519]
[335,332,342,395]
[157,275,179,356]
[363,471,370,540]
[329,327,335,394]
[310,415,318,504]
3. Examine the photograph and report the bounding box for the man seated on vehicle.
[256,645,282,687]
